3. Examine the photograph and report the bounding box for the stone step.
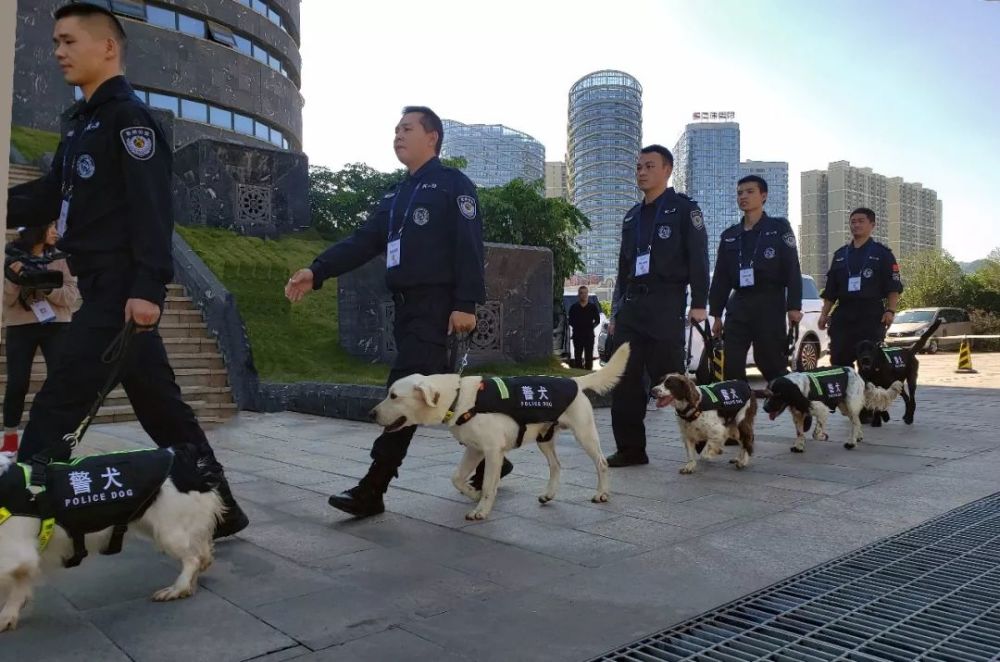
[158,309,206,324]
[0,351,224,370]
[5,385,235,410]
[164,295,195,310]
[156,322,213,339]
[0,335,224,355]
[0,367,229,392]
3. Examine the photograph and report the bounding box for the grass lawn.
[11,125,61,163]
[177,226,582,384]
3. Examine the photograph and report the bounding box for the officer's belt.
[67,251,132,277]
[390,284,451,306]
[625,281,685,298]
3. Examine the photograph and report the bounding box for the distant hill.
[960,259,989,274]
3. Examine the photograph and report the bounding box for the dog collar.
[442,386,464,424]
[677,405,701,422]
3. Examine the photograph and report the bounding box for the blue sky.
[300,0,999,261]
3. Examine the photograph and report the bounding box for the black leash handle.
[63,320,138,449]
[447,331,470,376]
[786,321,800,358]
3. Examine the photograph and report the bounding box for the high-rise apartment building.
[739,160,789,220]
[673,115,740,269]
[441,120,545,188]
[567,70,642,278]
[800,160,943,286]
[544,161,567,200]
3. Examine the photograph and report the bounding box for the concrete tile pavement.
[5,354,1000,661]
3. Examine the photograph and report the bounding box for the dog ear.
[683,376,700,405]
[414,382,441,407]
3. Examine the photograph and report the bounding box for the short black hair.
[850,207,877,224]
[54,2,128,58]
[737,175,768,194]
[402,106,443,155]
[640,144,673,168]
[578,285,589,293]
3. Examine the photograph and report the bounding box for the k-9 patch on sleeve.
[690,210,705,230]
[457,195,477,220]
[120,127,155,160]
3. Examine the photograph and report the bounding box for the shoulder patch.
[690,209,705,230]
[457,195,477,220]
[120,127,155,160]
[783,233,796,248]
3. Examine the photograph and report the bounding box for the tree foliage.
[308,162,589,301]
[898,249,965,310]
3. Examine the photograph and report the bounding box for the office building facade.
[673,117,740,269]
[441,120,545,188]
[13,0,303,150]
[544,160,567,200]
[567,69,642,279]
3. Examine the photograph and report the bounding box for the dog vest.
[679,380,751,423]
[804,367,850,408]
[454,376,579,446]
[1,449,174,567]
[880,347,907,370]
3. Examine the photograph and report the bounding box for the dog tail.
[168,443,224,494]
[575,342,630,395]
[739,392,757,456]
[909,318,942,354]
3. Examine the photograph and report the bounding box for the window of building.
[209,106,233,130]
[267,8,281,25]
[233,113,254,136]
[254,121,270,141]
[207,21,237,48]
[110,0,147,20]
[252,43,269,64]
[270,129,283,147]
[180,99,208,123]
[134,89,147,103]
[177,14,205,38]
[252,0,268,14]
[233,34,252,55]
[147,92,177,114]
[146,5,176,29]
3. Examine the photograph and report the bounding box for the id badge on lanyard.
[848,276,861,292]
[57,200,70,237]
[739,268,755,287]
[847,242,872,293]
[739,228,761,288]
[635,253,650,276]
[386,179,423,269]
[634,196,666,277]
[31,299,57,324]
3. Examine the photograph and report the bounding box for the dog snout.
[368,408,377,421]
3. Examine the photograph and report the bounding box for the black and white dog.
[0,445,224,632]
[856,318,941,426]
[762,366,902,451]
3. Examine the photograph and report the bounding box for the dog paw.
[844,442,857,450]
[791,446,804,453]
[591,492,609,503]
[465,510,487,521]
[152,585,193,602]
[734,460,749,470]
[903,416,914,425]
[679,464,696,475]
[0,614,19,632]
[199,556,214,572]
[813,432,829,441]
[538,494,554,504]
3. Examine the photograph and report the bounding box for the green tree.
[477,179,590,301]
[898,249,964,310]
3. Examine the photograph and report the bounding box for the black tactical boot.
[328,462,393,518]
[214,477,250,539]
[469,457,514,491]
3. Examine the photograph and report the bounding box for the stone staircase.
[4,164,238,426]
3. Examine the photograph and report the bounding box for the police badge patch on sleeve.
[783,233,796,248]
[457,195,477,220]
[690,210,705,230]
[120,127,155,160]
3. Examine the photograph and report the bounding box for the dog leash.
[63,320,140,449]
[786,322,800,358]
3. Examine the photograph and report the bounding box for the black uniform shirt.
[310,157,486,313]
[709,214,802,316]
[611,187,710,317]
[7,76,174,306]
[822,238,903,305]
[568,301,600,338]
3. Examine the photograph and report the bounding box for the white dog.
[651,374,757,474]
[371,343,631,520]
[761,367,901,452]
[0,446,223,632]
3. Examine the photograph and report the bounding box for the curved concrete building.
[441,120,545,189]
[567,70,642,278]
[13,0,303,151]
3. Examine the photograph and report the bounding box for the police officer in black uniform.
[285,106,505,518]
[709,175,803,383]
[819,207,903,367]
[607,145,710,467]
[5,4,248,537]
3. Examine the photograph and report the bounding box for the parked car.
[598,275,828,373]
[885,307,972,353]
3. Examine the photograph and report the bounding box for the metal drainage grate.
[591,492,1000,662]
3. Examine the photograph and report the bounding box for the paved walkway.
[5,354,1000,661]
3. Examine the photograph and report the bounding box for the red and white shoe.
[1,431,18,458]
